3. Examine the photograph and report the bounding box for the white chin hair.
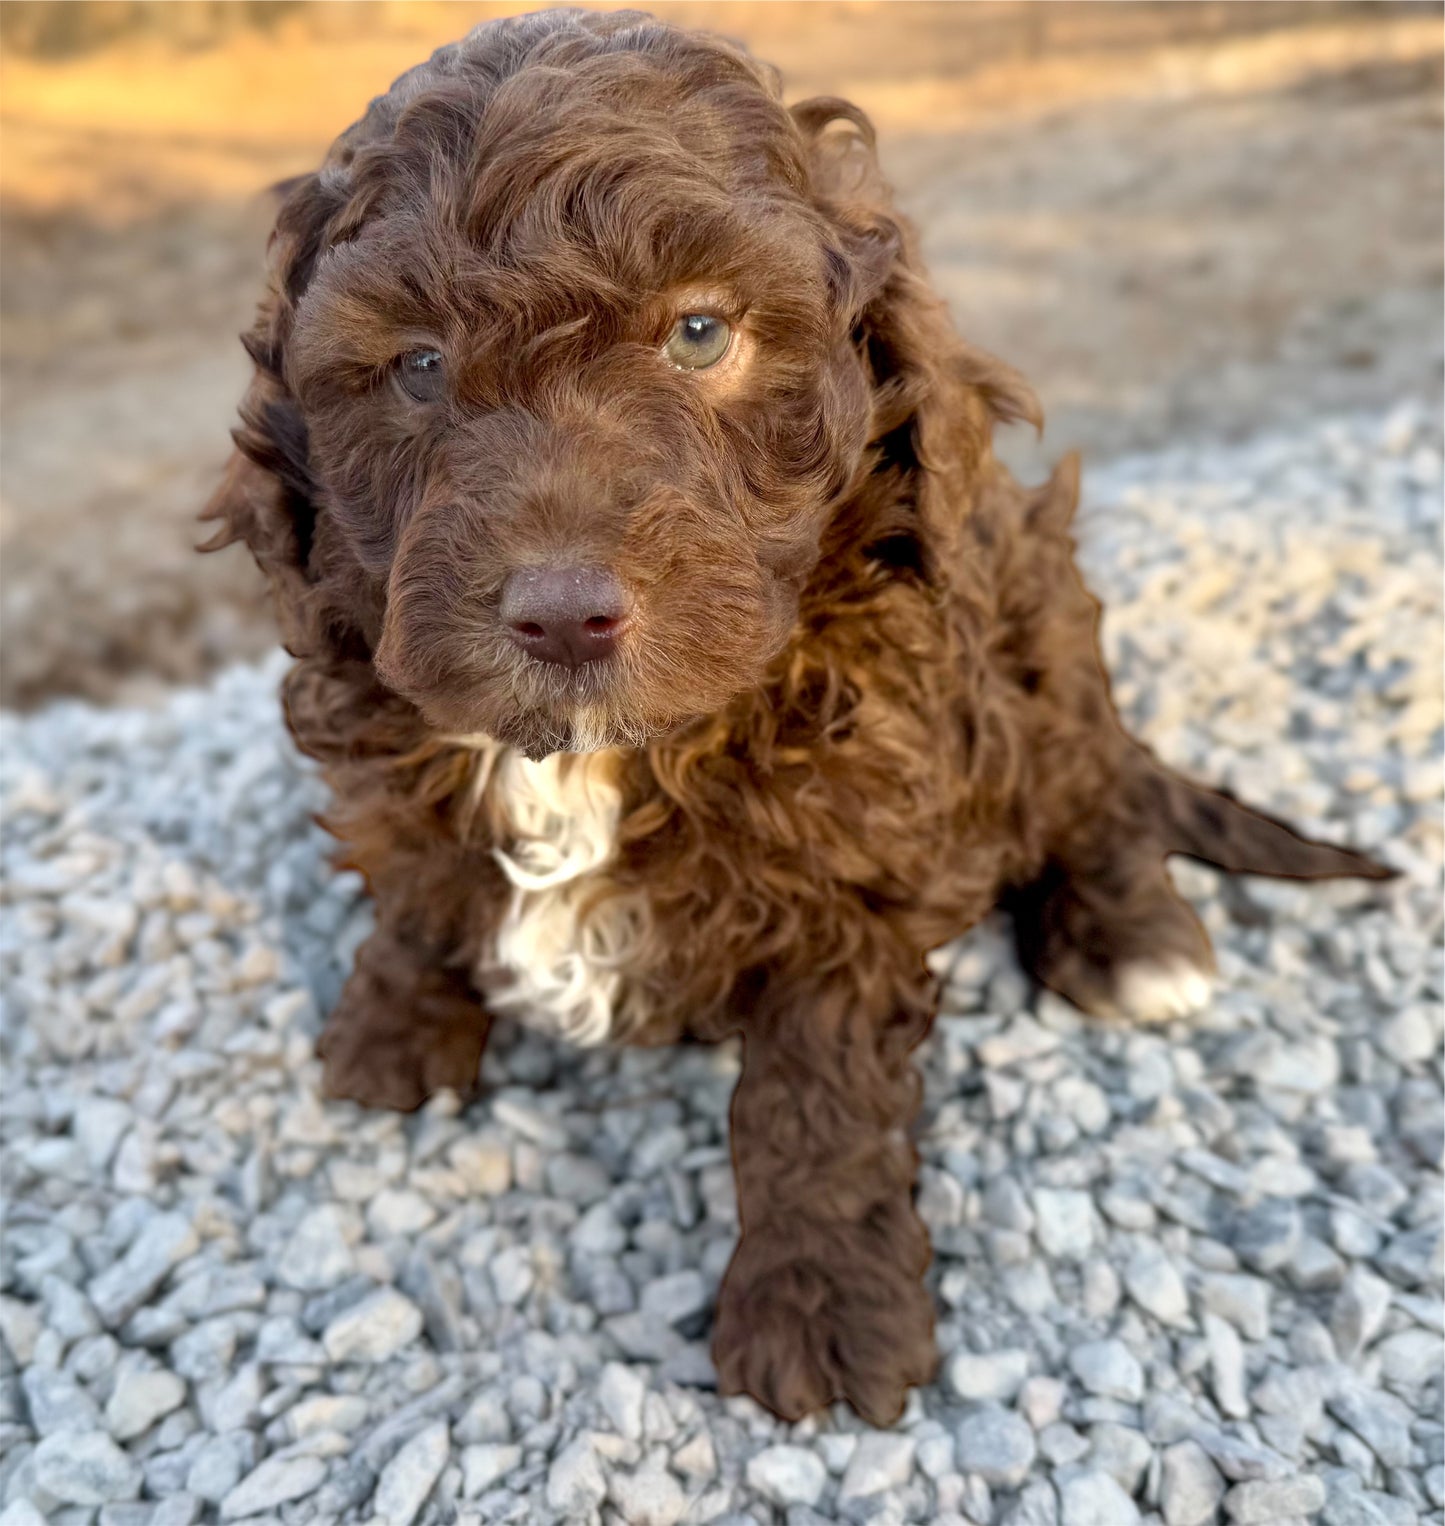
[564,704,615,754]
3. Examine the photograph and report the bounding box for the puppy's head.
[215,10,909,757]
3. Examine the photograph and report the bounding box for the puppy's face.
[284,53,880,757]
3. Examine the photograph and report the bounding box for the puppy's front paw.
[713,1250,936,1426]
[317,967,489,1113]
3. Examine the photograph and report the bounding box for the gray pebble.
[1374,1327,1439,1389]
[1040,1423,1091,1469]
[0,1502,49,1526]
[1223,1474,1327,1523]
[955,1405,1036,1488]
[149,1496,201,1526]
[1198,1273,1272,1342]
[33,1431,143,1507]
[1232,1200,1302,1275]
[607,1464,688,1526]
[1058,1467,1140,1526]
[170,1318,236,1384]
[370,1419,449,1526]
[87,1214,198,1329]
[1323,1470,1424,1525]
[947,1348,1030,1402]
[488,1246,534,1306]
[745,1446,827,1507]
[1328,1387,1415,1468]
[1069,1339,1144,1403]
[462,1443,522,1498]
[838,1434,916,1501]
[41,1275,101,1343]
[185,1433,255,1503]
[321,1288,423,1362]
[597,1362,646,1441]
[1124,1243,1191,1327]
[546,1435,608,1515]
[1203,1312,1250,1419]
[22,1368,102,1433]
[1087,1423,1151,1495]
[1160,1440,1225,1526]
[1378,1224,1443,1289]
[275,1204,355,1292]
[1033,1190,1096,1260]
[639,1270,709,1327]
[218,1453,327,1520]
[104,1368,187,1442]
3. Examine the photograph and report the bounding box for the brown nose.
[500,566,629,668]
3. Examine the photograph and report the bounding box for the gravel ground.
[1,404,1441,1526]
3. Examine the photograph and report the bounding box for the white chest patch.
[455,740,645,1045]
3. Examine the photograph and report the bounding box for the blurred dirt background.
[2,1,1441,709]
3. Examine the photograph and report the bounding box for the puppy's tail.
[1143,759,1394,881]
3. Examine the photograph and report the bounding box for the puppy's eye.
[397,348,446,402]
[663,314,732,371]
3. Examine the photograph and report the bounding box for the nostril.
[499,565,630,668]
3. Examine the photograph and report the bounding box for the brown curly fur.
[203,8,1388,1425]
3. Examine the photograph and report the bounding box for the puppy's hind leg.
[1008,750,1392,1024]
[1007,843,1217,1024]
[994,451,1389,1023]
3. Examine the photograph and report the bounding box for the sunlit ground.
[1,1,1440,706]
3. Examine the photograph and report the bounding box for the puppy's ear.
[790,97,902,316]
[200,173,345,656]
[792,95,1041,576]
[200,445,317,655]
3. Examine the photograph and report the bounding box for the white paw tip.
[1111,959,1215,1024]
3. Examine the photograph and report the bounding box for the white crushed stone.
[744,1444,827,1507]
[371,1418,450,1526]
[839,1432,918,1501]
[1,405,1441,1524]
[947,1346,1031,1403]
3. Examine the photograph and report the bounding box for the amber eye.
[663,314,732,371]
[397,348,446,402]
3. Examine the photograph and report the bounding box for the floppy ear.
[791,95,1041,570]
[789,97,903,317]
[199,172,345,658]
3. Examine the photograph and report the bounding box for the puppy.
[204,8,1387,1424]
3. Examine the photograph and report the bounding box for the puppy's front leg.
[713,972,937,1425]
[318,912,493,1114]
